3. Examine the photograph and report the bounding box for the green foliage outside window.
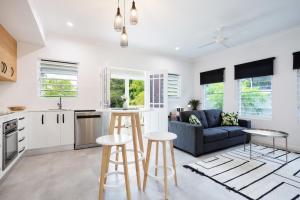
[129,80,144,106]
[41,79,77,97]
[204,83,224,109]
[110,78,125,108]
[240,78,271,116]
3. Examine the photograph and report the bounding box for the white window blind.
[40,60,78,97]
[298,70,300,120]
[203,82,224,110]
[168,73,181,98]
[238,76,272,118]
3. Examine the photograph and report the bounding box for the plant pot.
[123,101,128,109]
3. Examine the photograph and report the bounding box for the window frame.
[39,60,79,98]
[202,82,224,110]
[168,73,181,98]
[237,75,273,119]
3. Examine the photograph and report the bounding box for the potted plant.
[188,99,200,110]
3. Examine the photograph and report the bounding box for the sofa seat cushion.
[204,109,222,128]
[180,110,208,128]
[220,126,245,137]
[203,128,228,143]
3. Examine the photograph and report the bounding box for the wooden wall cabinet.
[0,24,17,82]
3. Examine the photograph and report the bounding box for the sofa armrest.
[239,119,251,128]
[169,121,204,156]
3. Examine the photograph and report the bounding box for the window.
[203,82,224,110]
[238,76,272,118]
[297,69,300,122]
[168,74,181,97]
[110,78,144,108]
[40,60,78,97]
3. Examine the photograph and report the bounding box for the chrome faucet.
[57,97,62,109]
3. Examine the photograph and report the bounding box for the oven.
[2,119,18,170]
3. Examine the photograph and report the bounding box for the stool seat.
[96,134,132,146]
[145,132,177,141]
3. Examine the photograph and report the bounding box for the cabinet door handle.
[57,114,59,124]
[11,67,14,77]
[19,117,25,120]
[18,127,25,132]
[19,147,25,154]
[19,136,25,142]
[62,114,65,123]
[3,62,7,73]
[1,61,5,72]
[42,114,44,125]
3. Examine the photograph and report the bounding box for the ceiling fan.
[197,27,230,49]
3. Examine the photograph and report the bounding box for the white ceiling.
[2,0,300,58]
[0,0,45,46]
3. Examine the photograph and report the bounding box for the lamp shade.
[120,26,128,47]
[130,1,138,25]
[114,7,123,32]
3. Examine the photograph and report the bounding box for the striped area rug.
[184,145,300,200]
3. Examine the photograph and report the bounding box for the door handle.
[62,114,65,123]
[42,114,44,125]
[57,114,59,124]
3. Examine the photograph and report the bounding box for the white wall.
[193,26,300,151]
[0,35,194,112]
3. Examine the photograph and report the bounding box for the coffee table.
[242,129,289,162]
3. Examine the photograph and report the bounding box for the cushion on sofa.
[204,109,222,127]
[180,111,208,128]
[220,126,245,137]
[221,112,239,126]
[203,128,228,143]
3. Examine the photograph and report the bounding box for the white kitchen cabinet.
[60,111,74,145]
[17,113,28,155]
[29,111,74,149]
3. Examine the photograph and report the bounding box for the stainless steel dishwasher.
[74,110,102,149]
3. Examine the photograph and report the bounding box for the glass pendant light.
[130,0,138,25]
[120,26,128,47]
[114,0,123,32]
[120,0,128,47]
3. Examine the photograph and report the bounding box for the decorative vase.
[123,101,128,109]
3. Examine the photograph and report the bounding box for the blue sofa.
[169,109,251,157]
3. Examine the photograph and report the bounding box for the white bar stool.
[143,132,178,200]
[96,134,132,200]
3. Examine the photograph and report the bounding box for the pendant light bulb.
[114,7,123,32]
[130,1,138,25]
[120,26,128,48]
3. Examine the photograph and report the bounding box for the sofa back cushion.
[179,110,208,128]
[204,109,222,127]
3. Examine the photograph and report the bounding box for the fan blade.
[197,41,215,49]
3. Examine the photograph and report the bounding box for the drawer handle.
[19,147,25,154]
[19,117,25,120]
[19,136,25,142]
[19,127,25,132]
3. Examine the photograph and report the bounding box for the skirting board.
[24,145,74,156]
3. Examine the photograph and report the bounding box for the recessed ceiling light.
[66,22,74,27]
[175,47,180,51]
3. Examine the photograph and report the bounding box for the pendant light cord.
[123,0,125,25]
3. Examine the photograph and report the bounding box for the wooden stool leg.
[115,116,122,171]
[122,144,131,200]
[99,146,108,200]
[143,140,152,191]
[135,113,146,171]
[170,141,178,186]
[104,146,111,184]
[163,141,168,200]
[130,114,142,190]
[109,113,117,135]
[155,141,159,176]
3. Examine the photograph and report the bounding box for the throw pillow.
[189,114,202,125]
[221,112,239,126]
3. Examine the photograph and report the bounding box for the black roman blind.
[234,57,275,80]
[293,51,300,69]
[200,68,225,85]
